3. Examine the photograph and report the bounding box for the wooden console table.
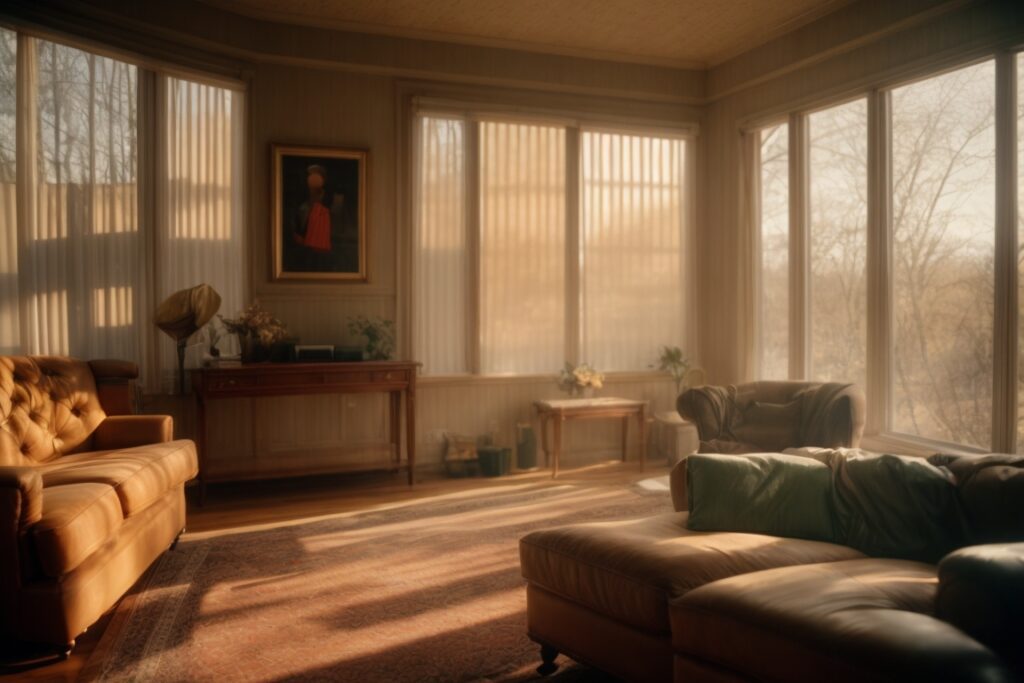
[191,361,418,501]
[534,397,647,478]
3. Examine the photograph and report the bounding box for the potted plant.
[348,315,395,360]
[656,345,691,394]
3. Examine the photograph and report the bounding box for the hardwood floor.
[0,460,667,682]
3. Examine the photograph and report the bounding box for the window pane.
[759,124,789,379]
[414,116,467,375]
[808,99,868,386]
[891,61,995,448]
[479,121,565,374]
[580,131,687,371]
[0,28,17,353]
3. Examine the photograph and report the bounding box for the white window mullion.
[465,120,481,375]
[564,126,580,366]
[788,112,809,380]
[866,89,892,436]
[993,51,1018,453]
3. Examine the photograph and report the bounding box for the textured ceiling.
[201,0,852,68]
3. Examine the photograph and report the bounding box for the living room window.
[413,112,693,377]
[0,28,245,390]
[754,55,1018,451]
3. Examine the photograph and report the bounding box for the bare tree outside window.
[891,61,995,448]
[808,99,868,388]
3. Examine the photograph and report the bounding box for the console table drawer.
[372,370,408,383]
[206,375,260,392]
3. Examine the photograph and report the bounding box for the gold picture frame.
[271,144,368,282]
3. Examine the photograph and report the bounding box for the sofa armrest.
[937,543,1024,669]
[88,359,139,415]
[669,457,690,512]
[0,466,43,529]
[92,415,174,450]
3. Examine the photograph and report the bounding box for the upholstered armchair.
[0,356,197,655]
[676,381,866,454]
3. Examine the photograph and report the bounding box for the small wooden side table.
[533,397,648,478]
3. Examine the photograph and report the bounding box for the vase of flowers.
[558,362,605,398]
[220,301,289,363]
[348,315,395,361]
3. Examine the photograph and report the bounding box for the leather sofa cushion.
[34,483,123,578]
[671,559,1013,683]
[519,512,864,635]
[41,440,198,517]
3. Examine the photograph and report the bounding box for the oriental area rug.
[81,478,671,682]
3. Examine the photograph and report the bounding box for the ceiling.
[201,0,852,68]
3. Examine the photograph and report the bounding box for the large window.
[891,61,995,448]
[755,55,1018,451]
[413,114,693,376]
[0,29,245,390]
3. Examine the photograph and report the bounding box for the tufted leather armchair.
[0,356,197,654]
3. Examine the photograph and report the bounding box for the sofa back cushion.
[931,453,1024,544]
[686,453,837,543]
[0,356,106,466]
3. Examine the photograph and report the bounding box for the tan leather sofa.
[0,356,197,654]
[519,452,1023,682]
[677,381,865,454]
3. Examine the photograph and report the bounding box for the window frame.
[752,52,1020,453]
[411,107,698,379]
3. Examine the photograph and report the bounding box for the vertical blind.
[157,76,245,390]
[413,116,468,375]
[0,29,245,390]
[580,130,686,371]
[479,121,566,374]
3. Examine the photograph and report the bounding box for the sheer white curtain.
[580,130,688,371]
[479,120,565,375]
[412,115,468,375]
[7,34,148,366]
[156,75,245,390]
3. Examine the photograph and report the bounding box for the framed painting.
[272,144,368,282]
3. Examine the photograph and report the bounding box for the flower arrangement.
[558,362,605,397]
[220,301,289,348]
[348,315,395,360]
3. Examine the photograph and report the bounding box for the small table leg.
[621,416,629,463]
[637,405,647,472]
[406,385,416,486]
[552,414,563,479]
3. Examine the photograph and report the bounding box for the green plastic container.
[478,446,511,477]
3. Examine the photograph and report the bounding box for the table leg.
[637,405,647,472]
[196,394,208,506]
[552,414,563,479]
[389,391,401,470]
[621,416,629,463]
[540,412,551,468]
[406,384,416,486]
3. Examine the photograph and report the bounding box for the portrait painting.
[272,145,368,281]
